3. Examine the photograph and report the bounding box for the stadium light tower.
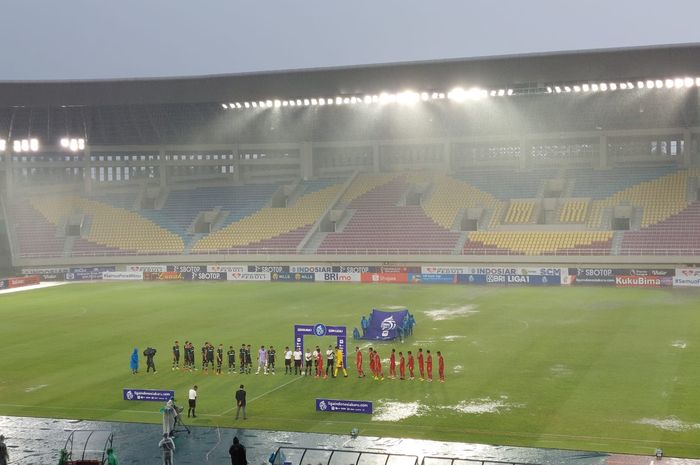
[60,137,86,152]
[13,138,39,153]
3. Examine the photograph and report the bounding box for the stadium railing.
[422,455,543,465]
[272,446,418,465]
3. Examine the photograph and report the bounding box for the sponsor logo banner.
[360,272,408,284]
[571,275,616,285]
[378,265,421,273]
[8,275,41,288]
[21,267,69,275]
[144,271,184,281]
[292,265,335,273]
[467,267,564,276]
[0,279,7,290]
[421,266,470,275]
[314,272,361,282]
[569,268,674,277]
[186,272,227,281]
[167,265,205,273]
[66,266,116,281]
[271,272,315,282]
[123,388,174,402]
[484,274,559,285]
[207,264,247,273]
[408,273,458,284]
[673,276,700,287]
[338,265,376,273]
[316,398,372,414]
[102,271,143,281]
[676,268,700,277]
[615,275,671,288]
[457,274,488,284]
[126,265,167,272]
[248,265,290,273]
[227,272,271,281]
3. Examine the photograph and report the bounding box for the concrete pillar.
[158,148,167,188]
[83,148,92,194]
[599,134,608,168]
[231,145,241,183]
[372,143,380,173]
[682,129,692,167]
[3,153,14,199]
[300,141,313,180]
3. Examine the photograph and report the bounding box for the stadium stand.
[558,200,588,223]
[620,201,700,254]
[465,231,614,255]
[422,175,500,229]
[504,200,536,224]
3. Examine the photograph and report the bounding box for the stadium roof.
[0,44,699,107]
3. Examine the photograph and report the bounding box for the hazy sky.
[2,0,699,81]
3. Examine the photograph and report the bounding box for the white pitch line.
[218,375,303,416]
[205,426,221,462]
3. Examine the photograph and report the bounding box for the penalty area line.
[218,375,303,416]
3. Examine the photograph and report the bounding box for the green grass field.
[2,282,700,457]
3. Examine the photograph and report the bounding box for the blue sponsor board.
[485,274,559,285]
[66,266,116,281]
[271,272,315,282]
[123,388,174,402]
[408,273,457,284]
[316,398,372,414]
[457,274,488,284]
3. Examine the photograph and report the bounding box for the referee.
[188,385,198,418]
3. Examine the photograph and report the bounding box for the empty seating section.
[621,201,700,254]
[587,170,690,228]
[559,200,588,223]
[142,184,279,240]
[192,182,342,251]
[338,173,395,205]
[466,231,613,255]
[454,169,555,199]
[9,197,65,258]
[317,175,461,254]
[504,200,535,224]
[423,175,499,229]
[568,166,678,199]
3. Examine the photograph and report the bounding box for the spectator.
[0,435,9,465]
[130,348,139,374]
[158,433,175,465]
[235,384,247,420]
[229,436,247,465]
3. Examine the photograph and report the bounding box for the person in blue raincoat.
[130,348,139,374]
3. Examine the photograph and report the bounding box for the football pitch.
[1,282,700,457]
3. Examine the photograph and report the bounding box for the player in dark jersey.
[267,345,276,375]
[245,344,252,374]
[239,344,246,374]
[207,343,215,373]
[172,341,180,370]
[182,341,190,370]
[216,344,224,375]
[201,343,208,372]
[227,345,236,374]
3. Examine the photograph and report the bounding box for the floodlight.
[251,102,258,108]
[646,80,654,89]
[258,101,266,107]
[229,103,235,108]
[448,87,466,102]
[627,82,634,89]
[318,98,325,105]
[546,86,552,93]
[684,77,694,87]
[620,83,628,90]
[0,139,5,152]
[497,89,506,97]
[336,96,343,105]
[78,138,85,150]
[582,84,590,92]
[274,100,281,107]
[326,97,334,105]
[30,138,39,151]
[13,140,21,152]
[397,91,418,105]
[221,103,228,109]
[350,96,358,104]
[506,89,513,95]
[420,92,429,101]
[665,79,674,89]
[371,95,379,103]
[343,97,350,104]
[265,100,272,108]
[564,86,571,92]
[60,138,69,148]
[289,100,296,107]
[573,85,581,93]
[554,86,561,93]
[244,102,250,108]
[490,90,497,97]
[21,139,29,151]
[591,83,599,92]
[673,78,683,88]
[363,95,372,104]
[599,83,607,91]
[696,77,700,86]
[69,139,78,151]
[609,83,617,91]
[438,92,446,99]
[431,92,439,99]
[655,80,663,89]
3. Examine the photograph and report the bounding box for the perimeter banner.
[123,388,174,402]
[316,398,372,414]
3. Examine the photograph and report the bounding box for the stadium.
[1,43,700,464]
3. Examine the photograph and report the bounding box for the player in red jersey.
[426,349,433,382]
[316,351,326,378]
[389,349,397,379]
[407,350,415,380]
[373,349,384,380]
[355,346,365,378]
[398,351,406,380]
[368,347,376,377]
[417,348,425,381]
[437,351,445,382]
